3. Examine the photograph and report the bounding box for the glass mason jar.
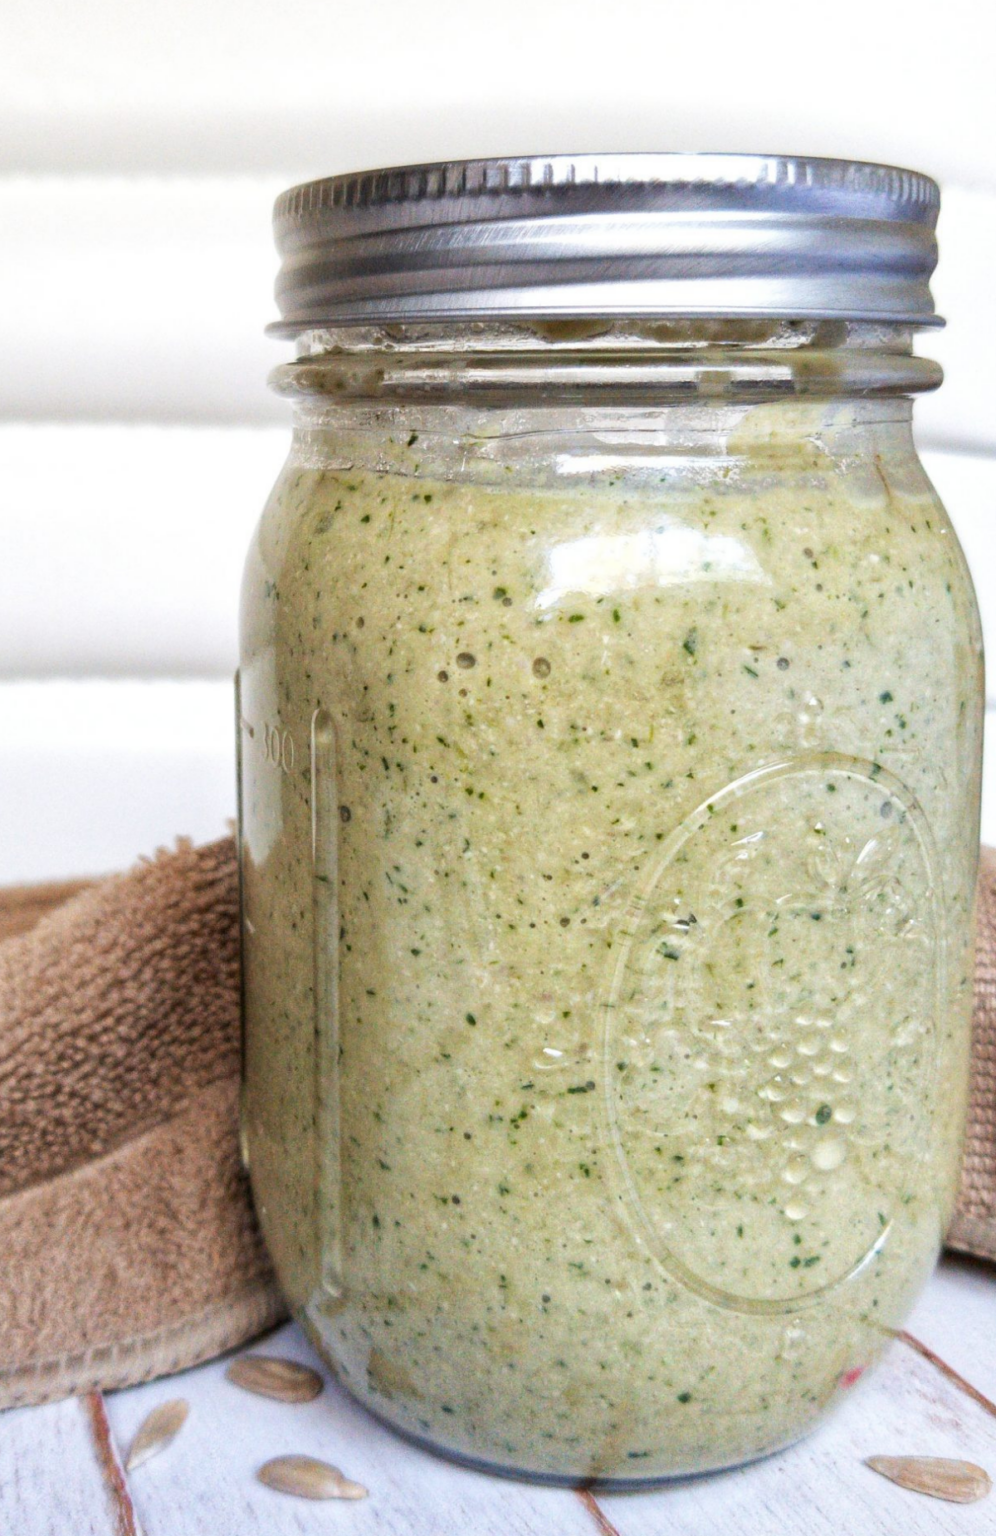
[238,156,983,1485]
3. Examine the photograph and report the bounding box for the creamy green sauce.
[239,407,981,1482]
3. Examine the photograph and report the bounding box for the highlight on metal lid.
[269,153,942,335]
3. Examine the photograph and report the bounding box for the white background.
[1,0,994,880]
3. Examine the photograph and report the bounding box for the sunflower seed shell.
[866,1455,992,1504]
[125,1399,189,1471]
[226,1355,323,1403]
[258,1455,368,1500]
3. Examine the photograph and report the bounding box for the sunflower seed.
[225,1355,323,1403]
[124,1399,189,1471]
[257,1455,368,1500]
[865,1455,992,1503]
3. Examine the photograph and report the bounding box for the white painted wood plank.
[99,1260,996,1536]
[0,180,284,427]
[905,1255,996,1406]
[0,424,286,678]
[599,1305,996,1536]
[105,1323,592,1536]
[2,0,994,198]
[0,679,235,881]
[919,188,996,456]
[0,1394,129,1536]
[0,1275,989,1536]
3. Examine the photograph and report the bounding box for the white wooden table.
[3,1254,993,1535]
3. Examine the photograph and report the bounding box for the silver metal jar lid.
[269,153,942,334]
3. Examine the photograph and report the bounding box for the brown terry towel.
[948,844,996,1264]
[0,836,994,1410]
[0,838,285,1410]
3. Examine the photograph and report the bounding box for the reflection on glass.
[535,524,769,609]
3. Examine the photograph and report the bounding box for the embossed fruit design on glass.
[610,755,946,1311]
[238,157,983,1485]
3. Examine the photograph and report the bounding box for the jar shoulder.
[242,433,983,660]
